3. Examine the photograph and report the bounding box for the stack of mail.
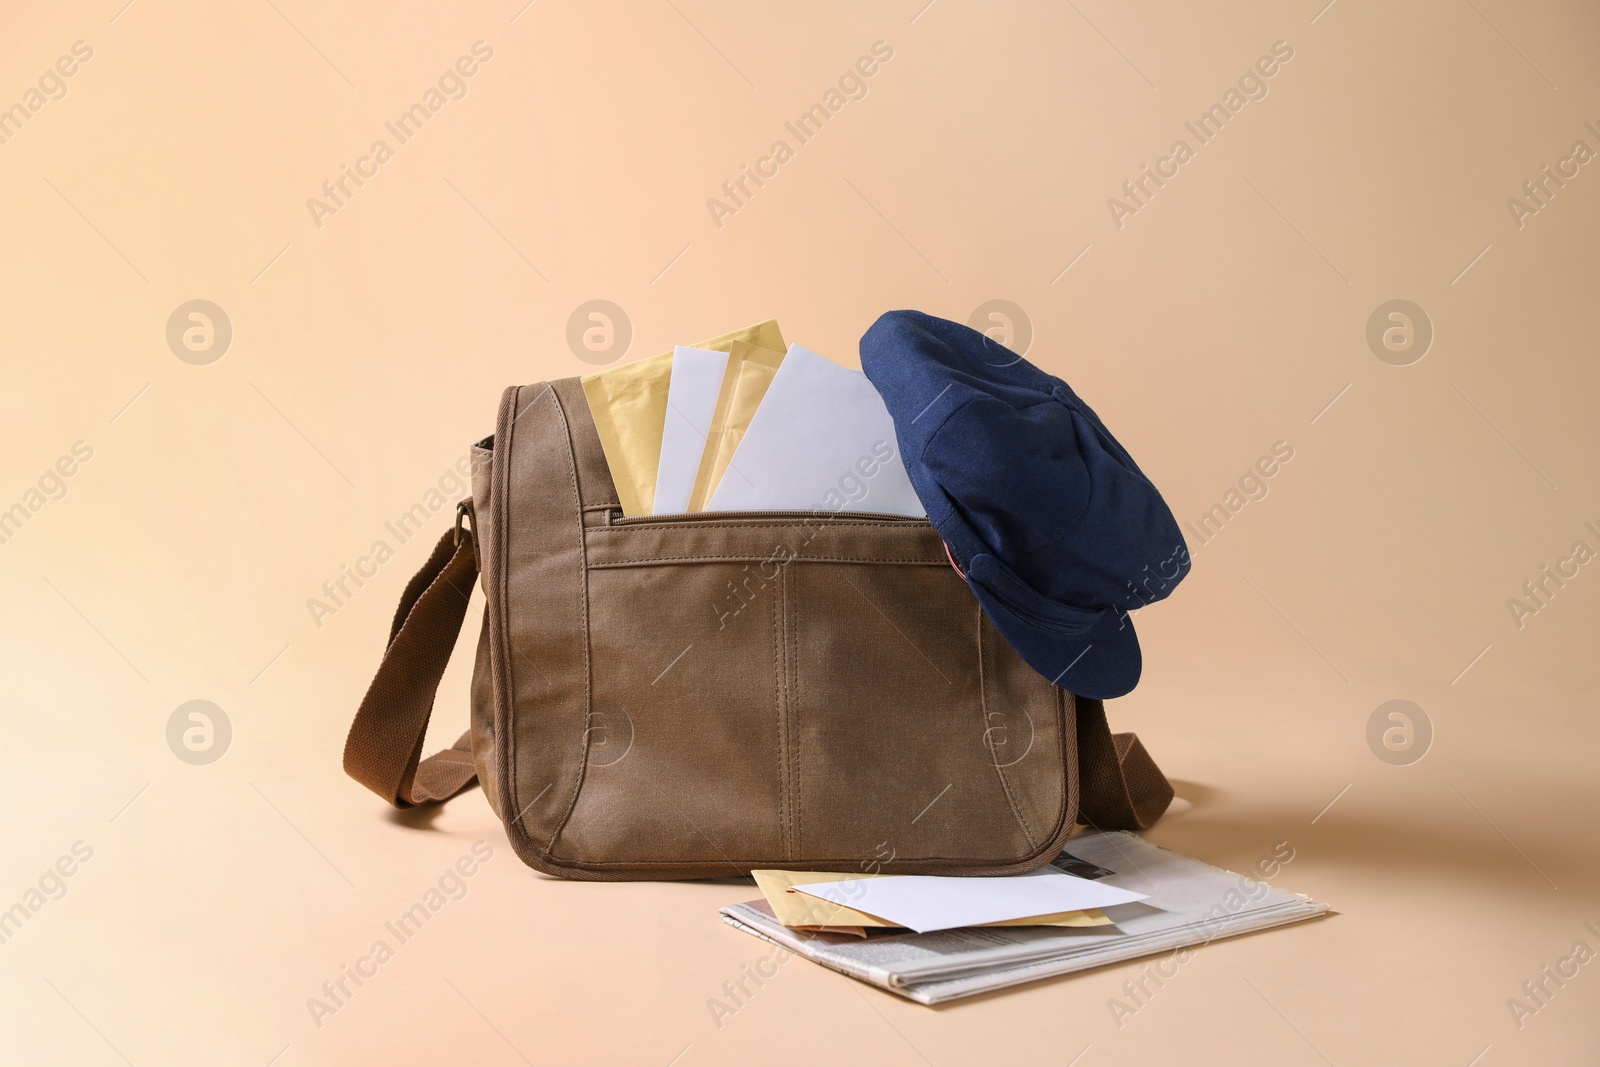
[579,320,925,518]
[749,864,1144,939]
[721,832,1330,1004]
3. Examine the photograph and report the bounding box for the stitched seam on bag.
[539,855,1059,869]
[1057,687,1078,840]
[542,384,594,855]
[1009,685,1076,866]
[783,566,794,859]
[590,555,946,566]
[782,564,796,859]
[1016,687,1073,862]
[493,386,522,857]
[789,562,802,859]
[772,569,790,859]
[980,604,1038,849]
[601,518,934,531]
[604,521,929,529]
[784,570,797,859]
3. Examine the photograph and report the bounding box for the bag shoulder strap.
[343,513,1175,830]
[1073,697,1173,831]
[343,521,481,807]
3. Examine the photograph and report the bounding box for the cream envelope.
[750,869,1110,931]
[652,346,730,514]
[689,340,785,511]
[705,344,925,516]
[580,319,785,515]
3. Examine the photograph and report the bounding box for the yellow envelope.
[581,320,785,515]
[788,924,869,939]
[753,869,891,928]
[688,340,786,511]
[750,869,1112,930]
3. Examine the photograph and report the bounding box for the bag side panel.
[490,382,597,875]
[469,609,501,821]
[468,436,500,821]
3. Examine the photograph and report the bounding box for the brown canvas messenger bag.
[343,378,1174,880]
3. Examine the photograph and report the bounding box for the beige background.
[2,0,1597,1064]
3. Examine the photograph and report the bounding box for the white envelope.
[794,869,1149,934]
[652,347,731,514]
[706,344,925,517]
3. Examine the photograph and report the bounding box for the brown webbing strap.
[343,523,481,808]
[1074,696,1173,831]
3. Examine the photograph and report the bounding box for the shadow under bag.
[343,379,1174,880]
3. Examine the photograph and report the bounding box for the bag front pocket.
[561,513,1069,873]
[560,555,791,867]
[786,555,1068,871]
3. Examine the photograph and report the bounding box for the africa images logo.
[1105,40,1295,229]
[305,42,494,229]
[705,40,894,229]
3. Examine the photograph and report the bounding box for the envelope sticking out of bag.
[681,340,786,512]
[653,346,731,516]
[705,344,926,517]
[581,319,785,515]
[751,869,1112,932]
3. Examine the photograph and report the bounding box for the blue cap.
[860,310,1189,699]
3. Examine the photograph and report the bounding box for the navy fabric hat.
[860,310,1189,699]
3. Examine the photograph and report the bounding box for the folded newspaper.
[719,831,1329,1004]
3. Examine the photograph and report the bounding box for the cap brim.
[966,577,1142,700]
